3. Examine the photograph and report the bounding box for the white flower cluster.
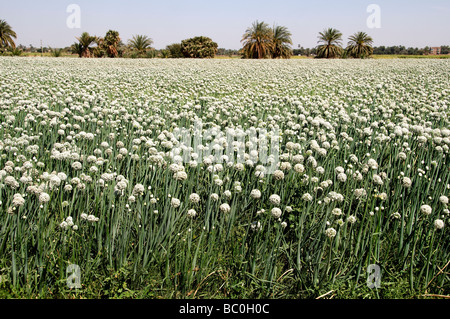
[81,213,99,223]
[60,216,77,230]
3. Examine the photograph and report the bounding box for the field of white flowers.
[0,57,449,298]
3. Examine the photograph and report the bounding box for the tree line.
[372,45,449,55]
[69,31,219,59]
[294,45,450,57]
[1,18,448,59]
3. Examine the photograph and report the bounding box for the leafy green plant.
[10,47,22,56]
[181,36,218,58]
[51,48,63,57]
[166,43,183,58]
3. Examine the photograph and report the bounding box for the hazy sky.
[1,0,449,49]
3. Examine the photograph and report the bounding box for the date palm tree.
[93,37,106,57]
[76,32,97,58]
[316,27,343,58]
[271,25,293,59]
[128,35,153,54]
[241,20,273,59]
[71,42,83,57]
[0,19,17,52]
[346,31,374,58]
[104,30,121,58]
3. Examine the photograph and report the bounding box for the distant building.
[430,47,441,55]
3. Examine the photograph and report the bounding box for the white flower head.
[269,194,281,206]
[367,158,378,170]
[250,189,262,199]
[294,163,305,174]
[434,219,444,230]
[273,170,284,180]
[332,208,342,216]
[271,207,282,219]
[12,194,25,207]
[302,193,313,202]
[392,212,401,219]
[337,172,347,183]
[398,152,407,161]
[171,198,181,208]
[173,170,188,181]
[325,227,337,238]
[87,215,99,222]
[347,215,357,224]
[354,188,367,199]
[38,192,50,203]
[71,161,82,170]
[189,193,201,204]
[187,209,197,218]
[420,204,432,215]
[219,203,231,213]
[66,216,74,227]
[439,195,448,205]
[402,177,412,188]
[132,183,145,196]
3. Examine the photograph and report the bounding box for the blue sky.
[1,0,449,49]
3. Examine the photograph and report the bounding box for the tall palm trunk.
[81,48,91,58]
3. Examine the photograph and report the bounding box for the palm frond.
[128,35,153,53]
[0,19,17,50]
[316,28,343,58]
[241,21,273,59]
[346,31,374,58]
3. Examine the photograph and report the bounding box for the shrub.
[180,36,218,58]
[51,48,63,57]
[11,48,22,56]
[166,43,183,58]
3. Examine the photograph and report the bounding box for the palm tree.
[0,19,17,52]
[93,37,106,57]
[346,31,374,58]
[104,30,120,58]
[128,35,153,54]
[241,20,273,59]
[271,25,293,59]
[316,28,343,58]
[76,32,97,58]
[51,48,63,57]
[71,42,83,57]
